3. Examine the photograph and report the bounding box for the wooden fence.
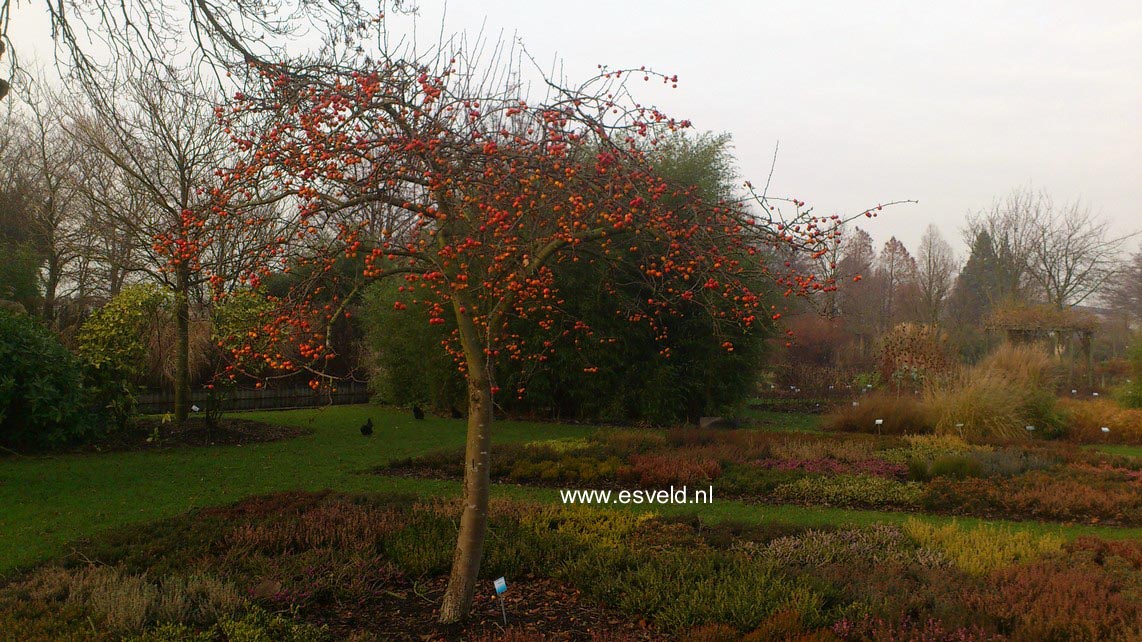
[135,382,371,414]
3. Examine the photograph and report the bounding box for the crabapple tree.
[218,46,889,622]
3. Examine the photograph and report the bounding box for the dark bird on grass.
[450,406,463,419]
[412,405,425,420]
[360,418,373,436]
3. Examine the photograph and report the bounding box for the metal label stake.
[494,577,508,626]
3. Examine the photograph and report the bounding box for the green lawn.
[2,405,1139,576]
[1087,443,1142,458]
[0,406,591,575]
[747,409,826,432]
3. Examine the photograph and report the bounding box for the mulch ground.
[86,417,311,452]
[309,574,666,642]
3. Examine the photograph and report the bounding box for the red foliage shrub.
[805,561,978,633]
[684,624,740,642]
[756,457,907,480]
[226,497,403,554]
[965,558,1142,642]
[1066,536,1142,569]
[831,616,1003,642]
[922,470,1142,525]
[200,490,332,520]
[742,607,842,642]
[619,453,722,487]
[468,630,660,642]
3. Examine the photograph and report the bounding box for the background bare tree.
[963,187,1135,310]
[0,1,381,101]
[964,187,1043,305]
[16,83,92,324]
[874,236,918,331]
[1025,197,1135,309]
[914,223,958,325]
[69,65,292,420]
[834,227,878,353]
[1104,248,1142,328]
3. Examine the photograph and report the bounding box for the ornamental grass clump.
[924,343,1064,440]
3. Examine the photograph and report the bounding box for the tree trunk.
[173,267,192,422]
[438,297,494,624]
[42,256,60,323]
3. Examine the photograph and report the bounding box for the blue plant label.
[494,577,507,595]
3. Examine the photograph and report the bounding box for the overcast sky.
[8,0,1141,259]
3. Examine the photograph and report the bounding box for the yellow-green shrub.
[773,475,923,508]
[902,519,1064,575]
[593,428,668,453]
[878,434,989,466]
[520,504,656,549]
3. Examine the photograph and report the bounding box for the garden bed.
[85,417,311,452]
[379,429,1142,526]
[1,491,1138,641]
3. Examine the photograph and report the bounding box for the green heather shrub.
[684,624,741,642]
[773,474,923,508]
[717,463,807,497]
[124,624,213,642]
[524,437,593,453]
[518,503,656,550]
[0,309,99,449]
[386,447,464,476]
[902,519,1064,576]
[577,550,823,631]
[391,441,627,484]
[482,520,580,579]
[908,454,983,481]
[928,455,982,479]
[0,602,105,642]
[510,455,623,484]
[382,510,455,576]
[969,447,1057,477]
[759,525,944,569]
[215,607,329,642]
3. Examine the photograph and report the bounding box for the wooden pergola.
[986,305,1097,387]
